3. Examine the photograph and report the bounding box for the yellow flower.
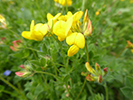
[66,32,85,56]
[22,20,48,41]
[0,14,7,29]
[47,13,61,31]
[53,17,73,41]
[85,62,96,75]
[54,0,72,6]
[130,0,133,3]
[121,0,124,1]
[58,11,72,21]
[95,11,100,16]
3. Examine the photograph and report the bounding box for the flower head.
[10,40,22,51]
[22,20,48,41]
[54,0,72,6]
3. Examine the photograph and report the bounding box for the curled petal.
[67,45,79,57]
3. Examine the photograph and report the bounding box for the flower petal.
[67,45,79,57]
[22,31,33,40]
[39,24,48,36]
[30,20,34,32]
[75,33,85,48]
[66,32,77,45]
[65,17,73,36]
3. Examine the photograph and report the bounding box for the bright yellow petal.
[66,0,72,6]
[58,36,65,41]
[22,31,33,40]
[47,13,54,21]
[75,33,85,48]
[30,20,34,32]
[53,13,61,21]
[39,24,48,36]
[53,21,66,38]
[31,31,43,41]
[67,45,79,57]
[66,32,77,45]
[59,0,65,6]
[73,11,83,22]
[65,17,73,36]
[34,23,43,32]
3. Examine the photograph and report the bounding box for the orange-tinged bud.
[127,40,133,49]
[103,67,107,73]
[86,74,95,81]
[15,71,31,77]
[95,63,101,73]
[83,9,89,31]
[98,74,103,83]
[19,64,25,69]
[10,46,17,51]
[84,19,93,37]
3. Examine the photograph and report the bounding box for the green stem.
[85,41,89,63]
[104,83,108,100]
[2,90,17,96]
[81,0,86,12]
[0,77,27,100]
[116,47,127,58]
[51,34,66,65]
[35,71,60,80]
[76,78,86,100]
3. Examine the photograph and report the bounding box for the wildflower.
[127,40,133,53]
[53,17,73,41]
[54,0,72,6]
[3,70,11,76]
[22,20,48,41]
[0,14,7,29]
[10,40,22,51]
[130,0,133,3]
[83,9,93,36]
[95,10,100,16]
[15,64,32,77]
[84,62,107,83]
[66,32,85,56]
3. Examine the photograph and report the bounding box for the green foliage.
[0,0,133,100]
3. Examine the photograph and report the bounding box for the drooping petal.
[67,45,79,57]
[22,31,33,40]
[66,32,77,45]
[74,33,85,48]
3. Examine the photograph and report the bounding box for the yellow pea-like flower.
[67,45,79,57]
[53,17,73,41]
[55,0,72,6]
[85,62,96,75]
[22,20,48,41]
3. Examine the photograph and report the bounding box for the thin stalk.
[0,77,27,100]
[85,41,89,63]
[2,90,17,96]
[76,78,86,100]
[81,0,86,12]
[51,34,66,65]
[116,47,127,58]
[35,71,60,80]
[104,83,108,100]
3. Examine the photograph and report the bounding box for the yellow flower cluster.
[54,0,72,6]
[22,10,93,57]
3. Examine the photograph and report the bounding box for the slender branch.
[76,78,86,100]
[0,77,27,100]
[116,47,127,58]
[85,41,89,63]
[104,83,108,100]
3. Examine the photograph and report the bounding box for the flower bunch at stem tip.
[81,62,108,83]
[22,9,93,57]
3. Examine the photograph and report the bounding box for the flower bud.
[84,19,93,37]
[127,40,133,49]
[85,62,96,75]
[19,64,25,69]
[86,74,95,81]
[95,63,101,73]
[15,71,31,77]
[81,72,87,76]
[98,74,103,83]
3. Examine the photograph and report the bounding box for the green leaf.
[120,86,133,99]
[63,75,70,82]
[125,76,133,88]
[0,85,5,92]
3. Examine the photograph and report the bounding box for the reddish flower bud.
[10,46,17,51]
[127,40,133,49]
[19,64,25,69]
[98,74,103,83]
[15,72,25,77]
[103,67,107,73]
[86,74,95,81]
